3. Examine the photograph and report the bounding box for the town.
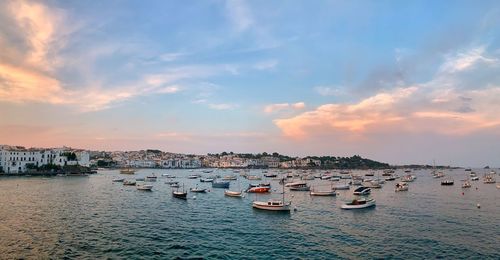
[0,145,390,174]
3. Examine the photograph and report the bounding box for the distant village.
[1,145,395,174]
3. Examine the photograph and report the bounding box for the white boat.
[252,179,291,212]
[340,198,376,210]
[190,187,207,193]
[395,182,408,192]
[246,175,262,180]
[289,183,310,191]
[222,175,237,181]
[187,174,200,179]
[401,175,416,182]
[471,176,480,181]
[461,181,472,188]
[145,174,157,182]
[224,190,243,197]
[112,178,125,182]
[123,180,136,186]
[285,181,307,187]
[362,181,382,189]
[136,184,153,191]
[353,186,371,195]
[310,190,336,196]
[200,178,214,182]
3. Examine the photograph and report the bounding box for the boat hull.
[252,202,291,211]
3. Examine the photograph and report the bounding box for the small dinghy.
[123,180,136,186]
[190,186,207,193]
[310,190,336,196]
[341,198,376,210]
[112,178,125,182]
[224,190,243,197]
[173,185,187,199]
[247,186,271,193]
[395,182,408,192]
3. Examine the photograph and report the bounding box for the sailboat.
[310,180,336,196]
[173,184,187,199]
[252,178,291,211]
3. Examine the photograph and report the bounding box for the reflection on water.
[0,169,498,259]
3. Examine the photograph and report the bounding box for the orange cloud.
[264,102,305,113]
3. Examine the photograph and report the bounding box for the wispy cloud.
[225,0,254,32]
[439,45,498,74]
[208,103,237,110]
[314,86,344,96]
[264,102,305,113]
[254,59,278,70]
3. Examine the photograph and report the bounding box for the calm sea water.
[0,169,498,259]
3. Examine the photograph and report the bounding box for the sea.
[0,168,498,259]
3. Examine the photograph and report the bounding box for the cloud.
[254,59,278,70]
[225,0,254,32]
[275,46,500,139]
[208,103,237,110]
[159,52,187,62]
[264,102,305,113]
[314,86,344,96]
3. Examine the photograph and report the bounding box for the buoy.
[462,192,464,195]
[477,203,481,208]
[294,207,298,212]
[193,196,197,200]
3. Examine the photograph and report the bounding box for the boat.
[170,183,180,188]
[362,180,382,189]
[136,184,153,191]
[224,190,243,197]
[353,186,371,195]
[285,181,307,187]
[462,181,472,188]
[172,185,187,199]
[365,172,375,177]
[497,183,500,189]
[384,175,397,181]
[465,168,472,172]
[246,175,262,180]
[483,175,496,184]
[112,178,125,182]
[165,180,178,185]
[162,173,173,177]
[145,174,157,182]
[264,173,278,178]
[433,172,445,178]
[471,176,479,181]
[212,181,230,189]
[289,183,310,191]
[382,169,395,176]
[321,175,332,180]
[340,198,376,210]
[247,186,271,193]
[441,179,454,186]
[187,174,200,179]
[135,178,145,181]
[222,175,237,181]
[202,169,213,173]
[401,175,416,182]
[200,178,214,182]
[310,190,336,196]
[190,186,207,193]
[395,182,408,192]
[252,179,291,212]
[123,180,136,186]
[302,175,315,180]
[120,168,135,175]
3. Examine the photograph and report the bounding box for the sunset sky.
[1,0,500,166]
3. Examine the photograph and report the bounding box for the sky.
[1,0,500,167]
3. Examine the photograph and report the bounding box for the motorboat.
[433,172,445,178]
[123,180,136,186]
[190,186,207,193]
[247,175,262,180]
[340,198,376,210]
[136,184,153,191]
[471,176,480,181]
[395,182,408,192]
[200,178,214,182]
[187,174,200,179]
[321,175,332,180]
[384,175,397,181]
[172,190,187,199]
[264,173,278,178]
[401,175,416,182]
[365,172,375,177]
[170,183,180,188]
[247,186,271,193]
[224,190,243,197]
[483,175,496,184]
[112,178,125,182]
[165,180,178,185]
[162,173,174,177]
[289,183,310,191]
[362,181,382,189]
[145,174,157,182]
[353,186,371,195]
[285,181,307,187]
[441,179,454,186]
[462,181,472,188]
[212,181,230,189]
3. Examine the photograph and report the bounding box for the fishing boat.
[462,180,472,188]
[353,186,371,195]
[112,178,125,182]
[172,185,187,199]
[212,181,230,189]
[340,198,376,210]
[395,182,408,192]
[252,179,291,212]
[321,175,333,180]
[120,168,135,175]
[247,186,271,193]
[441,179,454,186]
[289,183,310,191]
[136,184,153,191]
[224,190,243,197]
[123,180,136,186]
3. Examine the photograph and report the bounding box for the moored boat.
[123,180,136,186]
[112,178,125,182]
[247,186,271,193]
[289,183,310,191]
[441,179,454,186]
[190,186,207,193]
[353,186,371,195]
[136,184,153,191]
[172,185,187,199]
[252,179,290,212]
[224,190,243,197]
[212,181,230,189]
[120,168,135,175]
[462,180,472,188]
[332,183,350,190]
[340,198,376,210]
[395,182,408,192]
[310,189,336,196]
